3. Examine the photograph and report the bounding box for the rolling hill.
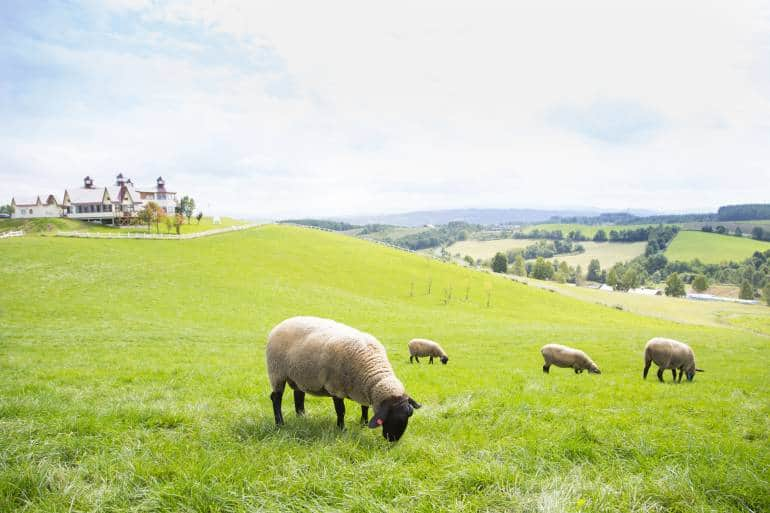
[1,225,768,512]
[665,230,770,264]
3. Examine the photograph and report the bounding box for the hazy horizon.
[2,1,770,219]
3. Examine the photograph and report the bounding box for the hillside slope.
[1,225,768,512]
[666,230,770,263]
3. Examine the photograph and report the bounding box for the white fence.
[55,223,261,240]
[0,230,24,239]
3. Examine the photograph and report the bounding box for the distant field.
[0,216,245,236]
[355,225,429,241]
[680,220,770,233]
[665,230,770,263]
[522,223,667,238]
[447,238,646,268]
[445,238,534,259]
[544,241,646,269]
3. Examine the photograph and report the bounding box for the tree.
[692,275,709,293]
[739,280,754,300]
[531,257,554,280]
[620,267,640,291]
[196,212,203,224]
[607,268,619,289]
[463,255,475,266]
[586,259,602,282]
[137,202,160,232]
[174,213,185,235]
[574,265,584,285]
[164,215,174,233]
[764,284,770,306]
[512,254,527,276]
[665,273,686,297]
[180,196,196,223]
[0,204,14,215]
[701,225,713,232]
[734,227,743,237]
[752,227,765,241]
[491,252,508,273]
[715,225,727,235]
[593,229,608,242]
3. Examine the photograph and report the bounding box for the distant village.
[9,174,178,225]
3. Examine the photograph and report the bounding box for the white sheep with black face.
[266,316,421,442]
[541,343,601,374]
[408,338,449,364]
[643,337,704,382]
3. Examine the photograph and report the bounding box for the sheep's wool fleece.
[645,337,695,369]
[408,338,447,357]
[267,316,405,408]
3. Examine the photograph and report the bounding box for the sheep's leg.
[333,397,346,429]
[294,390,305,416]
[656,368,664,382]
[415,356,420,363]
[677,368,684,383]
[360,405,369,426]
[270,383,285,426]
[429,356,434,364]
[643,360,652,379]
[542,364,550,373]
[574,367,581,374]
[409,355,414,363]
[671,369,677,381]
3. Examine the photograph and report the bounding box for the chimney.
[115,173,125,186]
[84,176,94,188]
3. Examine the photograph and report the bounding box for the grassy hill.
[0,216,245,236]
[1,225,768,512]
[665,230,770,264]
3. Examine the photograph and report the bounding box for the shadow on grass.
[230,415,386,448]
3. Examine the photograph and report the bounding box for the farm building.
[12,174,178,225]
[11,194,62,218]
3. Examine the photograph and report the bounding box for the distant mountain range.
[332,208,659,227]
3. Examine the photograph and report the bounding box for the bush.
[739,280,754,300]
[665,273,686,297]
[531,257,554,280]
[491,252,508,273]
[764,285,770,306]
[692,275,709,293]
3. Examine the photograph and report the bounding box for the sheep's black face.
[440,356,449,365]
[369,396,421,442]
[686,370,695,381]
[589,365,601,374]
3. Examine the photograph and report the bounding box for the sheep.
[540,343,601,374]
[266,316,421,442]
[408,338,449,365]
[643,337,704,382]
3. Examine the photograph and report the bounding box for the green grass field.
[445,238,534,259]
[1,225,769,512]
[665,230,770,264]
[0,216,245,236]
[522,223,661,238]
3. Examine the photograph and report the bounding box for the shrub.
[665,273,686,297]
[739,280,754,300]
[492,252,508,273]
[692,275,709,293]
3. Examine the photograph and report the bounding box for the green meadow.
[1,225,769,512]
[0,216,245,236]
[665,230,770,264]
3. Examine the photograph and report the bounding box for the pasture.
[521,223,660,238]
[665,230,770,264]
[1,225,769,512]
[0,216,245,236]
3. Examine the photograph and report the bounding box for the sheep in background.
[644,337,704,382]
[266,316,421,442]
[541,343,601,374]
[408,338,449,364]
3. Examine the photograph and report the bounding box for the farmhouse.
[12,174,178,225]
[11,194,63,218]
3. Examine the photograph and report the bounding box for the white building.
[12,174,179,225]
[11,194,62,218]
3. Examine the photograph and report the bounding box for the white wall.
[13,204,62,218]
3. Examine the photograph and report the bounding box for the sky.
[2,1,770,219]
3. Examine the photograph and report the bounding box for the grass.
[1,225,769,512]
[522,223,664,238]
[0,216,245,236]
[666,230,770,264]
[445,239,646,269]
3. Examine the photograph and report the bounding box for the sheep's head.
[687,367,705,381]
[589,363,601,374]
[440,356,449,365]
[369,395,421,442]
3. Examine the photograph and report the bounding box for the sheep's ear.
[408,397,422,409]
[368,406,389,428]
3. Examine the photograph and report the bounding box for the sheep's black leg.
[333,397,345,429]
[643,360,651,379]
[360,405,369,426]
[656,368,664,383]
[677,368,684,383]
[671,369,677,381]
[415,356,420,363]
[574,367,580,374]
[409,355,414,363]
[270,385,285,426]
[429,356,434,364]
[294,390,305,416]
[543,364,550,373]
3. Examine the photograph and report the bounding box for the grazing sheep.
[408,338,449,365]
[643,337,704,382]
[541,343,601,374]
[266,316,421,442]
